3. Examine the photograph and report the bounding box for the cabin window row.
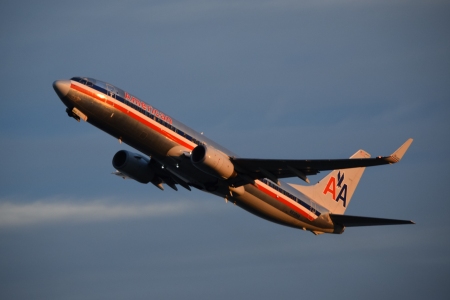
[101,86,203,147]
[261,178,312,211]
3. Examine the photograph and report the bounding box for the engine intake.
[112,150,155,183]
[191,145,236,179]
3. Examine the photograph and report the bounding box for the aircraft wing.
[230,139,412,185]
[329,214,415,227]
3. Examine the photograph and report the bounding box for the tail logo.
[323,171,348,207]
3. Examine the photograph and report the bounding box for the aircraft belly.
[231,185,300,227]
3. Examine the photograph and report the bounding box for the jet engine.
[191,145,236,179]
[112,150,155,183]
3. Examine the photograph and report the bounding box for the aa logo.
[323,171,347,207]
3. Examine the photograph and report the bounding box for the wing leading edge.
[230,138,413,185]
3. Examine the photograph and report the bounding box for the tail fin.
[289,150,370,214]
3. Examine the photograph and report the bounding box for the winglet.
[385,138,413,164]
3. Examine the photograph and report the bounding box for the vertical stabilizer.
[289,150,370,214]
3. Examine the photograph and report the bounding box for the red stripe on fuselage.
[70,83,195,151]
[255,181,315,221]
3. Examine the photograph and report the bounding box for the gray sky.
[1,0,449,299]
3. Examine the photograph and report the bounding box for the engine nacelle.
[191,145,236,179]
[112,150,155,184]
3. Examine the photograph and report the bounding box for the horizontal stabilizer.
[330,214,415,227]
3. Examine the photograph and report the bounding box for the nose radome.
[53,80,71,98]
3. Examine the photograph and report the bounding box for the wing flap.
[329,214,415,227]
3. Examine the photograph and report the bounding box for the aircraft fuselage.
[53,77,414,234]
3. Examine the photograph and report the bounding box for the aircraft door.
[93,83,116,121]
[310,201,317,218]
[105,83,137,134]
[106,84,118,99]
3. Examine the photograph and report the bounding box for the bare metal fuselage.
[54,77,335,234]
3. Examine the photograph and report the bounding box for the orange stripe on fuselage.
[70,83,195,151]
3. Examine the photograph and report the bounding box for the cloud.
[0,198,204,228]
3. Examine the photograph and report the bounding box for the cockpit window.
[70,77,95,87]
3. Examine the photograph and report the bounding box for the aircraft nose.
[52,80,71,98]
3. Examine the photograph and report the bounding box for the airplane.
[53,77,414,235]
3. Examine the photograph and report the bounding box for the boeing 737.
[53,77,414,235]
